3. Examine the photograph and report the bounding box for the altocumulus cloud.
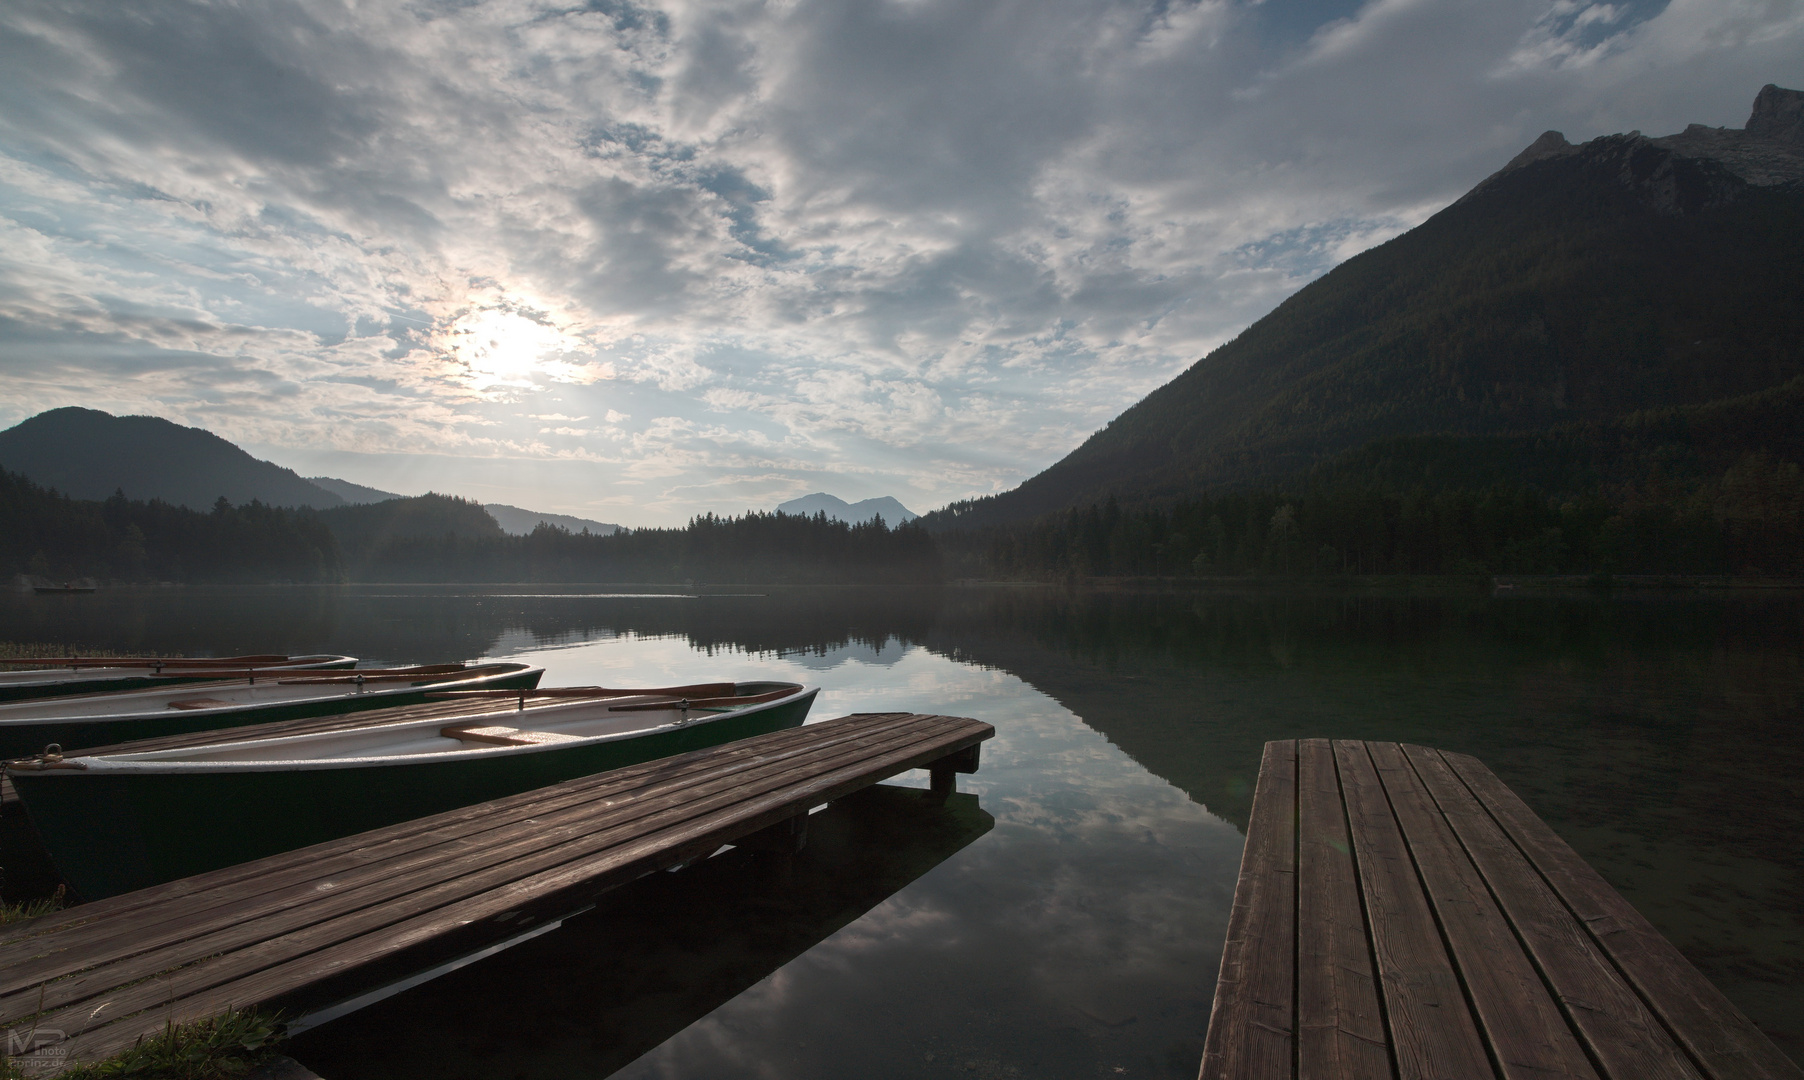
[0,0,1799,523]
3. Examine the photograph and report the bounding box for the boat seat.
[165,698,235,710]
[439,724,586,747]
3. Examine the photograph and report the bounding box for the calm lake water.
[2,584,1800,1076]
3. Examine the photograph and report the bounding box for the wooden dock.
[1201,739,1803,1080]
[0,711,991,1073]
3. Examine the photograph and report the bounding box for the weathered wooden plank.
[1333,740,1493,1080]
[0,719,973,1025]
[0,712,934,962]
[46,716,992,1066]
[1296,738,1390,1080]
[1403,745,1703,1080]
[1199,739,1297,1080]
[1368,741,1597,1080]
[0,716,973,1022]
[1441,752,1804,1080]
[0,713,943,981]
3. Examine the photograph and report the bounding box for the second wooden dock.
[1201,738,1802,1080]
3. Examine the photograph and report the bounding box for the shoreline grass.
[0,1009,286,1079]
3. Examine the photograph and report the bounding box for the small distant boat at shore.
[0,654,358,704]
[9,680,818,898]
[32,582,95,594]
[0,662,543,760]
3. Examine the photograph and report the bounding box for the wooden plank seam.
[1328,739,1398,1080]
[1290,739,1300,1080]
[1410,748,1630,1080]
[1428,750,1729,1080]
[7,717,995,1067]
[1367,742,1505,1080]
[1399,747,1611,1080]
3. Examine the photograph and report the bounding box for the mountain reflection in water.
[2,583,1799,1072]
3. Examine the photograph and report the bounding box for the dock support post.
[737,812,809,855]
[929,743,982,798]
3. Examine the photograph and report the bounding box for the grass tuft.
[0,1009,287,1079]
[0,886,66,927]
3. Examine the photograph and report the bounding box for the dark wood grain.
[40,716,992,1066]
[0,716,970,1017]
[1333,740,1493,1080]
[1296,738,1390,1080]
[1368,741,1596,1080]
[0,711,935,960]
[1441,751,1804,1080]
[1403,745,1703,1080]
[1199,739,1297,1080]
[0,720,969,1025]
[0,714,990,1068]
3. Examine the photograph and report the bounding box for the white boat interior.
[70,683,813,770]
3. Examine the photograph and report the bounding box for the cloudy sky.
[1,0,1799,524]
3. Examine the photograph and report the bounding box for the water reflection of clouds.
[476,632,1245,1078]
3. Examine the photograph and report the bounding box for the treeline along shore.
[4,457,1801,585]
[936,456,1803,580]
[0,469,941,585]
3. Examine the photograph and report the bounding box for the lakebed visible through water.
[2,583,1800,1077]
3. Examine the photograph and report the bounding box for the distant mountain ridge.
[485,504,619,536]
[776,493,919,525]
[926,84,1804,530]
[0,409,624,536]
[308,476,402,504]
[0,407,346,510]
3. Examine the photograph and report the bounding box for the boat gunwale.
[0,654,356,684]
[0,663,544,726]
[7,684,818,775]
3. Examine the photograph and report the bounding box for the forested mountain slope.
[0,408,344,510]
[929,85,1804,530]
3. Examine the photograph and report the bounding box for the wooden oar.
[607,687,798,711]
[423,683,738,701]
[273,665,478,685]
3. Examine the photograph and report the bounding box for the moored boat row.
[0,652,357,702]
[0,662,545,759]
[0,651,821,901]
[10,680,819,898]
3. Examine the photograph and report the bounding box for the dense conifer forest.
[1,468,340,583]
[939,451,1804,581]
[0,471,942,585]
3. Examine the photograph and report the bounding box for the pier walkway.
[1201,739,1802,1080]
[0,711,991,1073]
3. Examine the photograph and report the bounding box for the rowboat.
[0,654,358,703]
[9,681,819,898]
[0,663,543,760]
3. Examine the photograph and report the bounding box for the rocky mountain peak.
[1501,130,1572,172]
[1467,83,1804,214]
[1747,83,1804,143]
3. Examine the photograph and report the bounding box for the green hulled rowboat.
[9,681,818,898]
[0,662,543,760]
[0,654,357,703]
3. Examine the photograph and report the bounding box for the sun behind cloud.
[438,307,607,394]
